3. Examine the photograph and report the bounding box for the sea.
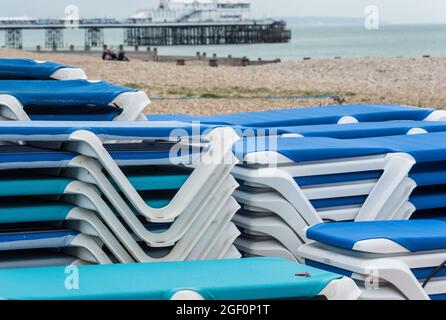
[3,22,446,61]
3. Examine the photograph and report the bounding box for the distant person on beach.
[117,50,130,61]
[102,49,117,61]
[102,48,129,61]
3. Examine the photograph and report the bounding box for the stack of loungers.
[150,105,446,262]
[151,105,446,300]
[0,58,360,300]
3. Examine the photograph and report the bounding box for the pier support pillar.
[5,29,22,49]
[45,29,64,49]
[85,28,103,48]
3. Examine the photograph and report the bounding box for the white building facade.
[131,0,252,23]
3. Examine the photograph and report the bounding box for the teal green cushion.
[144,198,171,209]
[0,200,74,223]
[127,174,189,191]
[0,258,342,300]
[0,176,72,197]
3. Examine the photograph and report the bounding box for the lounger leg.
[67,207,134,263]
[318,277,362,300]
[356,153,415,221]
[70,234,112,265]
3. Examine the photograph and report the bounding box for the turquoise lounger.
[0,258,359,300]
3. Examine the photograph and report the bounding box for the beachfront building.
[130,0,252,23]
[0,0,290,48]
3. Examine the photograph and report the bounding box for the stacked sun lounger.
[0,59,87,80]
[298,220,446,300]
[0,121,244,265]
[0,60,244,264]
[0,59,366,300]
[149,106,446,264]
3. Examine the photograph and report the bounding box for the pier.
[0,18,291,49]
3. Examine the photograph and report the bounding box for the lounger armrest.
[51,68,87,80]
[111,91,151,122]
[425,110,446,121]
[170,290,206,300]
[318,277,361,300]
[0,94,30,121]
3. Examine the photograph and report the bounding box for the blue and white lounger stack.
[151,104,446,300]
[0,59,360,300]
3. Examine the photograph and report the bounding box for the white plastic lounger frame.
[235,189,318,237]
[357,279,446,300]
[187,198,240,260]
[223,245,242,260]
[64,127,239,223]
[318,277,362,300]
[61,177,237,262]
[60,153,237,246]
[0,126,238,225]
[0,150,237,250]
[63,207,134,263]
[235,237,300,263]
[233,213,303,259]
[235,187,415,233]
[50,67,87,80]
[298,242,446,300]
[51,233,112,265]
[205,223,241,260]
[0,88,149,122]
[233,152,416,223]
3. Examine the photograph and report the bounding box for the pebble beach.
[1,48,446,115]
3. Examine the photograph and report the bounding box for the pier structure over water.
[0,18,291,49]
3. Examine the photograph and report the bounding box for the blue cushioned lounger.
[0,229,78,251]
[255,120,446,139]
[299,220,446,300]
[149,104,436,127]
[0,81,149,121]
[0,228,112,265]
[0,170,134,264]
[0,59,86,80]
[0,258,359,300]
[232,130,446,260]
[0,121,240,262]
[236,132,446,164]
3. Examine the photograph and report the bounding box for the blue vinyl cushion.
[0,229,78,251]
[0,144,200,169]
[0,258,342,300]
[307,220,446,253]
[149,104,434,127]
[0,120,215,140]
[272,120,446,139]
[0,59,74,80]
[0,80,135,112]
[237,131,446,164]
[306,260,446,284]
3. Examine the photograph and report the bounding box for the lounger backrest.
[0,80,134,108]
[148,104,434,127]
[237,131,446,164]
[0,121,216,141]
[0,59,81,80]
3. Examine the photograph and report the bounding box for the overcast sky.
[2,0,446,24]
